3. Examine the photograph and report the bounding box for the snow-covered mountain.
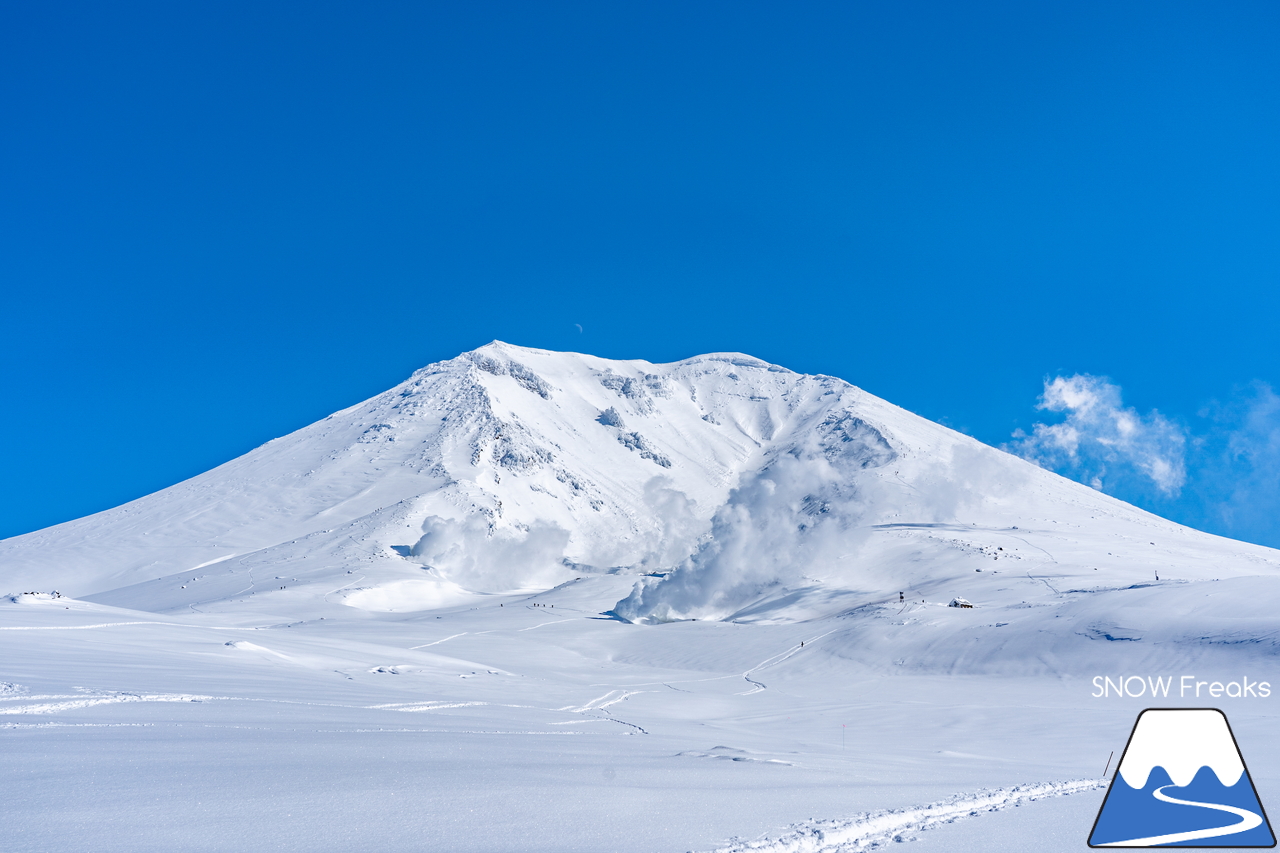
[6,343,1280,853]
[3,341,1276,629]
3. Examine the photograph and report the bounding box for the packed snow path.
[705,781,1105,852]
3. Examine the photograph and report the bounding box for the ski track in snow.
[410,632,468,648]
[554,690,652,734]
[519,618,574,632]
[323,573,366,603]
[366,701,491,712]
[567,689,647,713]
[1026,561,1061,597]
[0,690,504,717]
[229,561,257,598]
[0,686,652,730]
[0,680,619,720]
[0,621,172,630]
[0,692,216,715]
[736,631,835,695]
[1,722,156,729]
[705,779,1104,852]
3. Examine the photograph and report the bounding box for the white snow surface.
[703,779,1105,852]
[3,342,1280,852]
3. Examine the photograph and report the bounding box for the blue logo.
[1089,708,1275,847]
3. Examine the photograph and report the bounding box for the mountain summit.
[3,342,1276,625]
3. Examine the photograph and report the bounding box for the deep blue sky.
[3,2,1278,545]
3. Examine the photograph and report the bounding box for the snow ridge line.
[703,779,1103,852]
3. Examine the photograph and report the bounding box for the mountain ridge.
[2,342,1277,629]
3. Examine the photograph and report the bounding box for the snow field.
[705,780,1105,852]
[4,343,1280,850]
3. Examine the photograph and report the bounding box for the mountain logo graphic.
[1089,708,1276,847]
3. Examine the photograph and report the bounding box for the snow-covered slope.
[5,343,1280,853]
[3,341,1275,626]
[0,342,1274,624]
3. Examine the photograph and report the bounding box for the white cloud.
[1193,382,1280,547]
[1008,374,1187,496]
